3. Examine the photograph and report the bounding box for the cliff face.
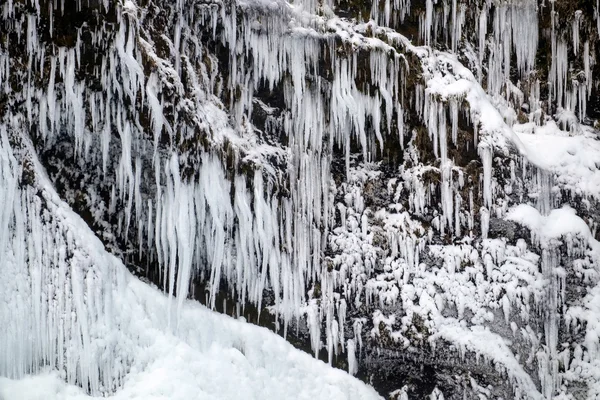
[1,0,600,399]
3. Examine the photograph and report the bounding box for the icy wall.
[1,0,600,398]
[0,126,382,400]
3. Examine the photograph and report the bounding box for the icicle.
[451,0,465,53]
[478,143,492,209]
[477,6,488,83]
[450,98,458,144]
[584,42,593,98]
[550,39,568,109]
[573,11,582,56]
[511,1,538,76]
[422,0,434,45]
[536,169,552,216]
[347,339,358,375]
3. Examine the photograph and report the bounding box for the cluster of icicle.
[0,0,411,379]
[199,0,412,364]
[520,208,600,400]
[408,1,600,398]
[421,0,595,124]
[0,122,132,394]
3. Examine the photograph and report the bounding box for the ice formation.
[0,128,381,400]
[1,0,600,398]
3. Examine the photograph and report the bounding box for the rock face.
[1,0,600,399]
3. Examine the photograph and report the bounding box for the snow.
[0,278,382,400]
[507,204,598,248]
[506,202,600,398]
[326,162,558,399]
[514,123,600,199]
